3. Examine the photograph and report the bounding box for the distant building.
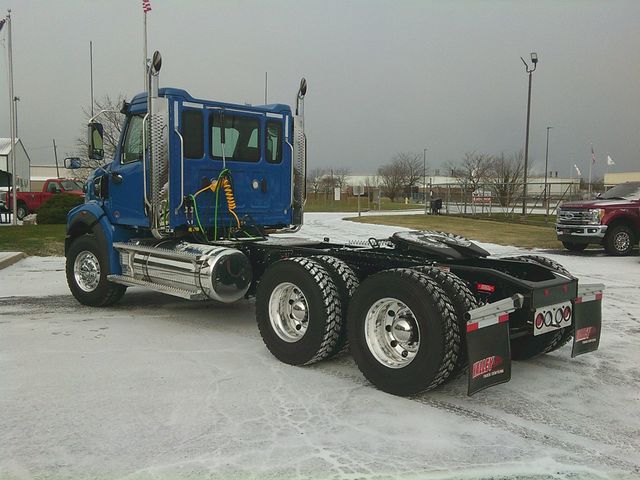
[30,165,80,191]
[604,172,640,187]
[0,138,31,191]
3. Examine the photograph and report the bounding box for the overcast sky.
[0,0,638,178]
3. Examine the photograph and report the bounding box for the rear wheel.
[66,235,126,307]
[255,257,342,365]
[412,265,479,378]
[311,255,359,355]
[562,241,587,253]
[604,224,635,256]
[347,268,460,396]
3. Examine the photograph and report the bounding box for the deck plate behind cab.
[391,230,490,260]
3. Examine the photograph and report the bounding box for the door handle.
[111,173,123,184]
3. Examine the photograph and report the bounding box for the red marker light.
[535,313,544,329]
[563,306,572,320]
[476,283,496,293]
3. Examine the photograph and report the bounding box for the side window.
[47,182,61,193]
[122,115,144,163]
[211,113,260,162]
[266,120,282,164]
[182,110,204,158]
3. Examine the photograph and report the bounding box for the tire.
[510,255,573,358]
[515,255,573,277]
[16,202,28,220]
[347,268,460,396]
[311,255,359,355]
[562,241,587,253]
[255,257,342,365]
[412,265,479,378]
[66,235,126,307]
[604,224,635,256]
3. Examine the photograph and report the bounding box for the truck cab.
[87,88,300,234]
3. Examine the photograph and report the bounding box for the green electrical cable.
[190,194,210,243]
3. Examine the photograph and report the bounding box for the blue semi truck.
[65,52,603,396]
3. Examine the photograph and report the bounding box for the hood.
[560,198,639,209]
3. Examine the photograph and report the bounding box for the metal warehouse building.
[0,138,31,191]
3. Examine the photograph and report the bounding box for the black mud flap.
[465,294,524,396]
[571,284,604,357]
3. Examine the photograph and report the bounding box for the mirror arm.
[89,109,121,124]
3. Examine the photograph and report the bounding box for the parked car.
[556,181,640,255]
[0,178,84,220]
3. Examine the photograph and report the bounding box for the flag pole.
[90,41,94,117]
[143,10,148,91]
[589,143,596,198]
[6,10,17,225]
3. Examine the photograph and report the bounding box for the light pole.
[423,148,428,214]
[544,126,552,219]
[520,52,538,216]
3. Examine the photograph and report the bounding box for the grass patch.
[348,214,562,250]
[0,224,66,256]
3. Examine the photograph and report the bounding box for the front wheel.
[16,202,28,220]
[604,225,635,256]
[66,235,126,307]
[347,268,460,396]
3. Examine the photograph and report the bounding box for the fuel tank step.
[107,274,207,300]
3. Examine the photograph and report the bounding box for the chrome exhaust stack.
[291,78,307,228]
[109,241,252,303]
[147,51,170,239]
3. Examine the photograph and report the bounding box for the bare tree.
[488,151,526,207]
[394,152,424,193]
[333,168,351,189]
[377,161,406,202]
[70,94,127,178]
[449,152,494,192]
[307,167,328,194]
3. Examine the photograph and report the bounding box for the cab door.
[107,114,149,226]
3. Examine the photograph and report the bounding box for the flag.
[143,0,152,13]
[0,19,5,32]
[607,155,615,166]
[591,145,596,165]
[574,164,582,176]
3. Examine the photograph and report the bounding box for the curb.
[0,252,27,270]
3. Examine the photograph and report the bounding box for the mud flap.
[571,284,604,357]
[465,294,524,396]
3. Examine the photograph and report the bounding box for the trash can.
[430,198,443,215]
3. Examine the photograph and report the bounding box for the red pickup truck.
[1,178,84,220]
[556,181,640,255]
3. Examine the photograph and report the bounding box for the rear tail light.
[555,309,564,323]
[563,306,572,320]
[544,311,553,326]
[535,313,544,329]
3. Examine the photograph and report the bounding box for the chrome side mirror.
[64,157,82,169]
[88,122,104,160]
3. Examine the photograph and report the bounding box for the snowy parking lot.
[1,213,639,479]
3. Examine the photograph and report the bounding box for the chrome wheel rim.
[268,282,309,342]
[614,232,630,252]
[364,297,420,369]
[73,251,101,292]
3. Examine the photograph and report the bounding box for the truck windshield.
[601,182,640,200]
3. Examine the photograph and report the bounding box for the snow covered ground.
[1,212,638,479]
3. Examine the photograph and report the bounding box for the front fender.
[66,201,128,274]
